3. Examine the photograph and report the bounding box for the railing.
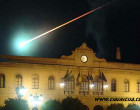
[64,90,74,94]
[93,91,103,95]
[79,90,89,95]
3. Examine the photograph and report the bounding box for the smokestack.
[116,47,121,60]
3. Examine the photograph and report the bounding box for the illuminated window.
[16,74,22,87]
[32,74,39,89]
[93,76,103,95]
[124,80,129,92]
[48,76,54,90]
[111,79,116,92]
[79,75,89,95]
[0,74,5,88]
[137,81,140,92]
[64,76,75,94]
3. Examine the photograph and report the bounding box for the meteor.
[19,0,114,47]
[19,7,101,47]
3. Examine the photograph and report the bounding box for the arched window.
[32,74,39,89]
[137,81,140,92]
[111,79,116,91]
[124,80,129,92]
[93,76,103,95]
[0,74,5,88]
[64,76,75,94]
[48,76,54,90]
[16,74,22,87]
[79,75,89,95]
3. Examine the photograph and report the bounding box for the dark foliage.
[2,98,29,110]
[126,104,140,110]
[83,105,89,110]
[62,97,85,110]
[106,103,124,110]
[42,97,89,110]
[0,106,4,110]
[94,105,104,110]
[41,99,62,110]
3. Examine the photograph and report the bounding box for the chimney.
[116,47,121,60]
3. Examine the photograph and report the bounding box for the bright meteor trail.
[19,1,113,47]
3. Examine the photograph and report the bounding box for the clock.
[81,55,88,63]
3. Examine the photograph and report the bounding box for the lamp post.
[89,83,94,89]
[60,82,65,88]
[15,86,27,99]
[104,84,108,91]
[29,94,43,110]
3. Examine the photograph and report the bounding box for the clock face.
[81,55,88,63]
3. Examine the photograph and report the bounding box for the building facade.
[0,43,140,110]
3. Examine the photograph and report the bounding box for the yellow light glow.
[60,82,65,87]
[90,84,94,88]
[104,84,108,88]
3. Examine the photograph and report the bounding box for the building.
[0,43,140,110]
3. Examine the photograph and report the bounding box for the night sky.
[0,0,140,63]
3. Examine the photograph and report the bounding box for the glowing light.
[29,94,43,107]
[21,6,102,45]
[60,82,65,87]
[19,87,27,96]
[11,30,35,56]
[29,95,34,101]
[39,94,43,100]
[90,84,94,88]
[104,84,108,88]
[30,100,42,106]
[19,42,27,48]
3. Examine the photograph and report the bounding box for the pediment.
[61,42,106,62]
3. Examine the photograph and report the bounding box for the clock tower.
[61,42,106,67]
[74,42,94,66]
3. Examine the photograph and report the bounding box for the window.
[111,79,116,91]
[137,81,140,92]
[64,76,75,94]
[16,74,22,87]
[93,76,103,95]
[48,76,54,90]
[124,80,129,92]
[0,74,5,88]
[32,74,39,89]
[79,75,89,95]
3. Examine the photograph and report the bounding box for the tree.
[2,98,29,110]
[83,105,89,110]
[62,97,85,110]
[94,105,104,110]
[41,99,62,110]
[126,104,140,110]
[0,106,4,110]
[106,103,124,110]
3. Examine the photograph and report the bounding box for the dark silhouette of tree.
[94,105,104,110]
[126,104,140,110]
[41,99,62,110]
[62,97,85,110]
[2,98,29,110]
[41,97,89,110]
[83,105,89,110]
[0,106,4,110]
[106,103,124,110]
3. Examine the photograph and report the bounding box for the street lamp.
[89,83,94,89]
[29,94,43,110]
[15,86,27,99]
[104,84,108,91]
[60,82,65,88]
